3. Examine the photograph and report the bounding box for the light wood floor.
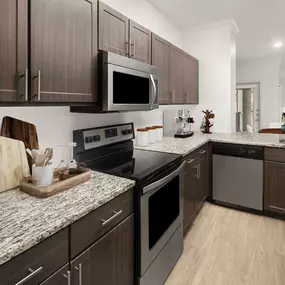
[165,202,285,285]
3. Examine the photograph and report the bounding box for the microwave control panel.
[82,123,134,150]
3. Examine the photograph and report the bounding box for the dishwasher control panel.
[212,143,264,160]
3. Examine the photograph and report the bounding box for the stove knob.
[89,136,94,143]
[93,135,97,141]
[128,129,133,134]
[122,130,128,135]
[96,135,101,141]
[85,137,90,143]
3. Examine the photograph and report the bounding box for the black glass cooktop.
[86,149,182,182]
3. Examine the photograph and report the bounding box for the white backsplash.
[0,107,163,166]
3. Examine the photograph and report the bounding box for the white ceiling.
[146,0,285,60]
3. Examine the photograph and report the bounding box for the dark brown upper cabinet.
[0,0,28,102]
[152,34,172,104]
[183,54,199,104]
[99,2,152,64]
[30,0,97,103]
[98,1,129,57]
[170,46,184,104]
[71,215,134,285]
[129,20,151,64]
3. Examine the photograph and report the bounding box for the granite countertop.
[0,171,135,266]
[135,132,285,156]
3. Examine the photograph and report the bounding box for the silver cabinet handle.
[171,90,176,103]
[185,159,194,164]
[126,41,130,57]
[101,210,123,226]
[133,40,136,59]
[198,164,201,179]
[75,264,83,285]
[19,68,28,101]
[33,69,41,101]
[200,150,207,154]
[63,271,71,285]
[194,165,199,178]
[15,267,43,285]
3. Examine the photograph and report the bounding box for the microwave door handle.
[150,74,156,107]
[142,161,186,194]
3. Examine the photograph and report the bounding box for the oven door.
[140,161,185,275]
[103,63,159,112]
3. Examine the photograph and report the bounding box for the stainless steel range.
[73,123,185,285]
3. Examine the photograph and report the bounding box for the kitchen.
[0,0,285,285]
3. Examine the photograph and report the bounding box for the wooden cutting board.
[1,116,39,172]
[0,137,30,192]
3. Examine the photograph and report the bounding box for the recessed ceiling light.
[273,42,283,48]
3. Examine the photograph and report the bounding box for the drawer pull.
[75,264,83,285]
[200,150,207,154]
[63,271,71,285]
[15,267,43,285]
[101,210,123,226]
[185,159,194,164]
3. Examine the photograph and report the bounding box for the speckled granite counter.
[135,132,285,156]
[0,171,135,266]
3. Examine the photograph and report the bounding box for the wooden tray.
[20,167,91,198]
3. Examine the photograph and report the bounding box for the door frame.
[236,82,260,132]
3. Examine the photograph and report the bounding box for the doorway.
[236,83,260,133]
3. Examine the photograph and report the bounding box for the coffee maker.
[174,110,194,138]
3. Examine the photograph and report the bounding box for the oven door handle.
[143,161,186,194]
[150,74,156,108]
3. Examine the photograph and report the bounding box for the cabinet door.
[199,153,210,203]
[152,34,171,104]
[129,20,151,64]
[99,2,129,57]
[0,0,27,102]
[71,215,134,285]
[170,46,184,104]
[40,265,69,285]
[265,161,285,215]
[183,54,199,104]
[30,0,97,103]
[183,159,198,233]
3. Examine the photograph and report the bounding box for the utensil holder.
[32,164,54,187]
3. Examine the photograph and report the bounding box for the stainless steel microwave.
[100,51,159,112]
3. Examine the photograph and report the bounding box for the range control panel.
[82,123,134,150]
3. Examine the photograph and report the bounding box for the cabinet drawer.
[265,147,285,162]
[70,189,134,258]
[184,144,208,163]
[0,228,68,285]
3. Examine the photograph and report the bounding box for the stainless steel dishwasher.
[213,143,264,211]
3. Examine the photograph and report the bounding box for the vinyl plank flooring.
[165,202,285,285]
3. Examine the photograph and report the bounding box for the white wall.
[236,56,281,129]
[177,22,238,133]
[0,0,180,165]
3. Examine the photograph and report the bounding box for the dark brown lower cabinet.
[71,214,134,285]
[183,145,210,234]
[183,158,198,232]
[39,265,69,285]
[264,161,285,215]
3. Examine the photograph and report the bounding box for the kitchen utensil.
[1,117,39,172]
[0,137,30,192]
[44,148,53,166]
[32,164,54,187]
